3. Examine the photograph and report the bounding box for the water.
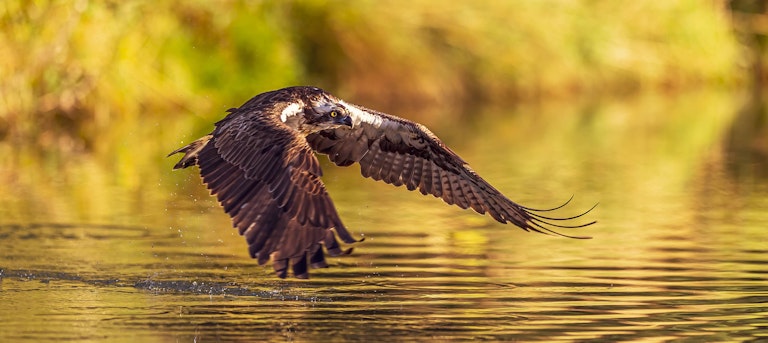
[1,90,767,342]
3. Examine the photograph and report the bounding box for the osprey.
[169,86,595,278]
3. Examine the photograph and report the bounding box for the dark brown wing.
[306,103,595,238]
[179,108,358,278]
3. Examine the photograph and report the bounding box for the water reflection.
[1,90,767,342]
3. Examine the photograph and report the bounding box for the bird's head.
[304,94,353,130]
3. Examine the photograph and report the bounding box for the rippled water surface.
[1,91,767,342]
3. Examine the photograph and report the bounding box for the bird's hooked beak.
[335,113,353,127]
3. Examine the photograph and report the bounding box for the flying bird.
[169,86,595,279]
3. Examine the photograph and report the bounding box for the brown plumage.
[169,86,595,279]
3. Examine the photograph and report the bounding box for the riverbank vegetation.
[0,1,749,154]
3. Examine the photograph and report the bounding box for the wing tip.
[168,135,213,170]
[483,196,597,239]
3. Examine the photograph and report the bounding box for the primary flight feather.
[169,86,595,279]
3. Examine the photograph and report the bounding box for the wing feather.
[400,154,416,190]
[306,104,593,238]
[386,153,405,186]
[430,163,443,198]
[450,175,469,209]
[420,160,434,195]
[460,178,484,214]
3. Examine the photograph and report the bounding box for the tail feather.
[168,135,212,169]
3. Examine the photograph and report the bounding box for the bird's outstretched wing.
[171,108,358,278]
[306,103,595,238]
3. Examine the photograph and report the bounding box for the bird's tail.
[167,135,212,169]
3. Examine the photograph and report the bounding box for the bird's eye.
[330,111,338,118]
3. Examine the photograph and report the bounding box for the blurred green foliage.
[0,0,743,154]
